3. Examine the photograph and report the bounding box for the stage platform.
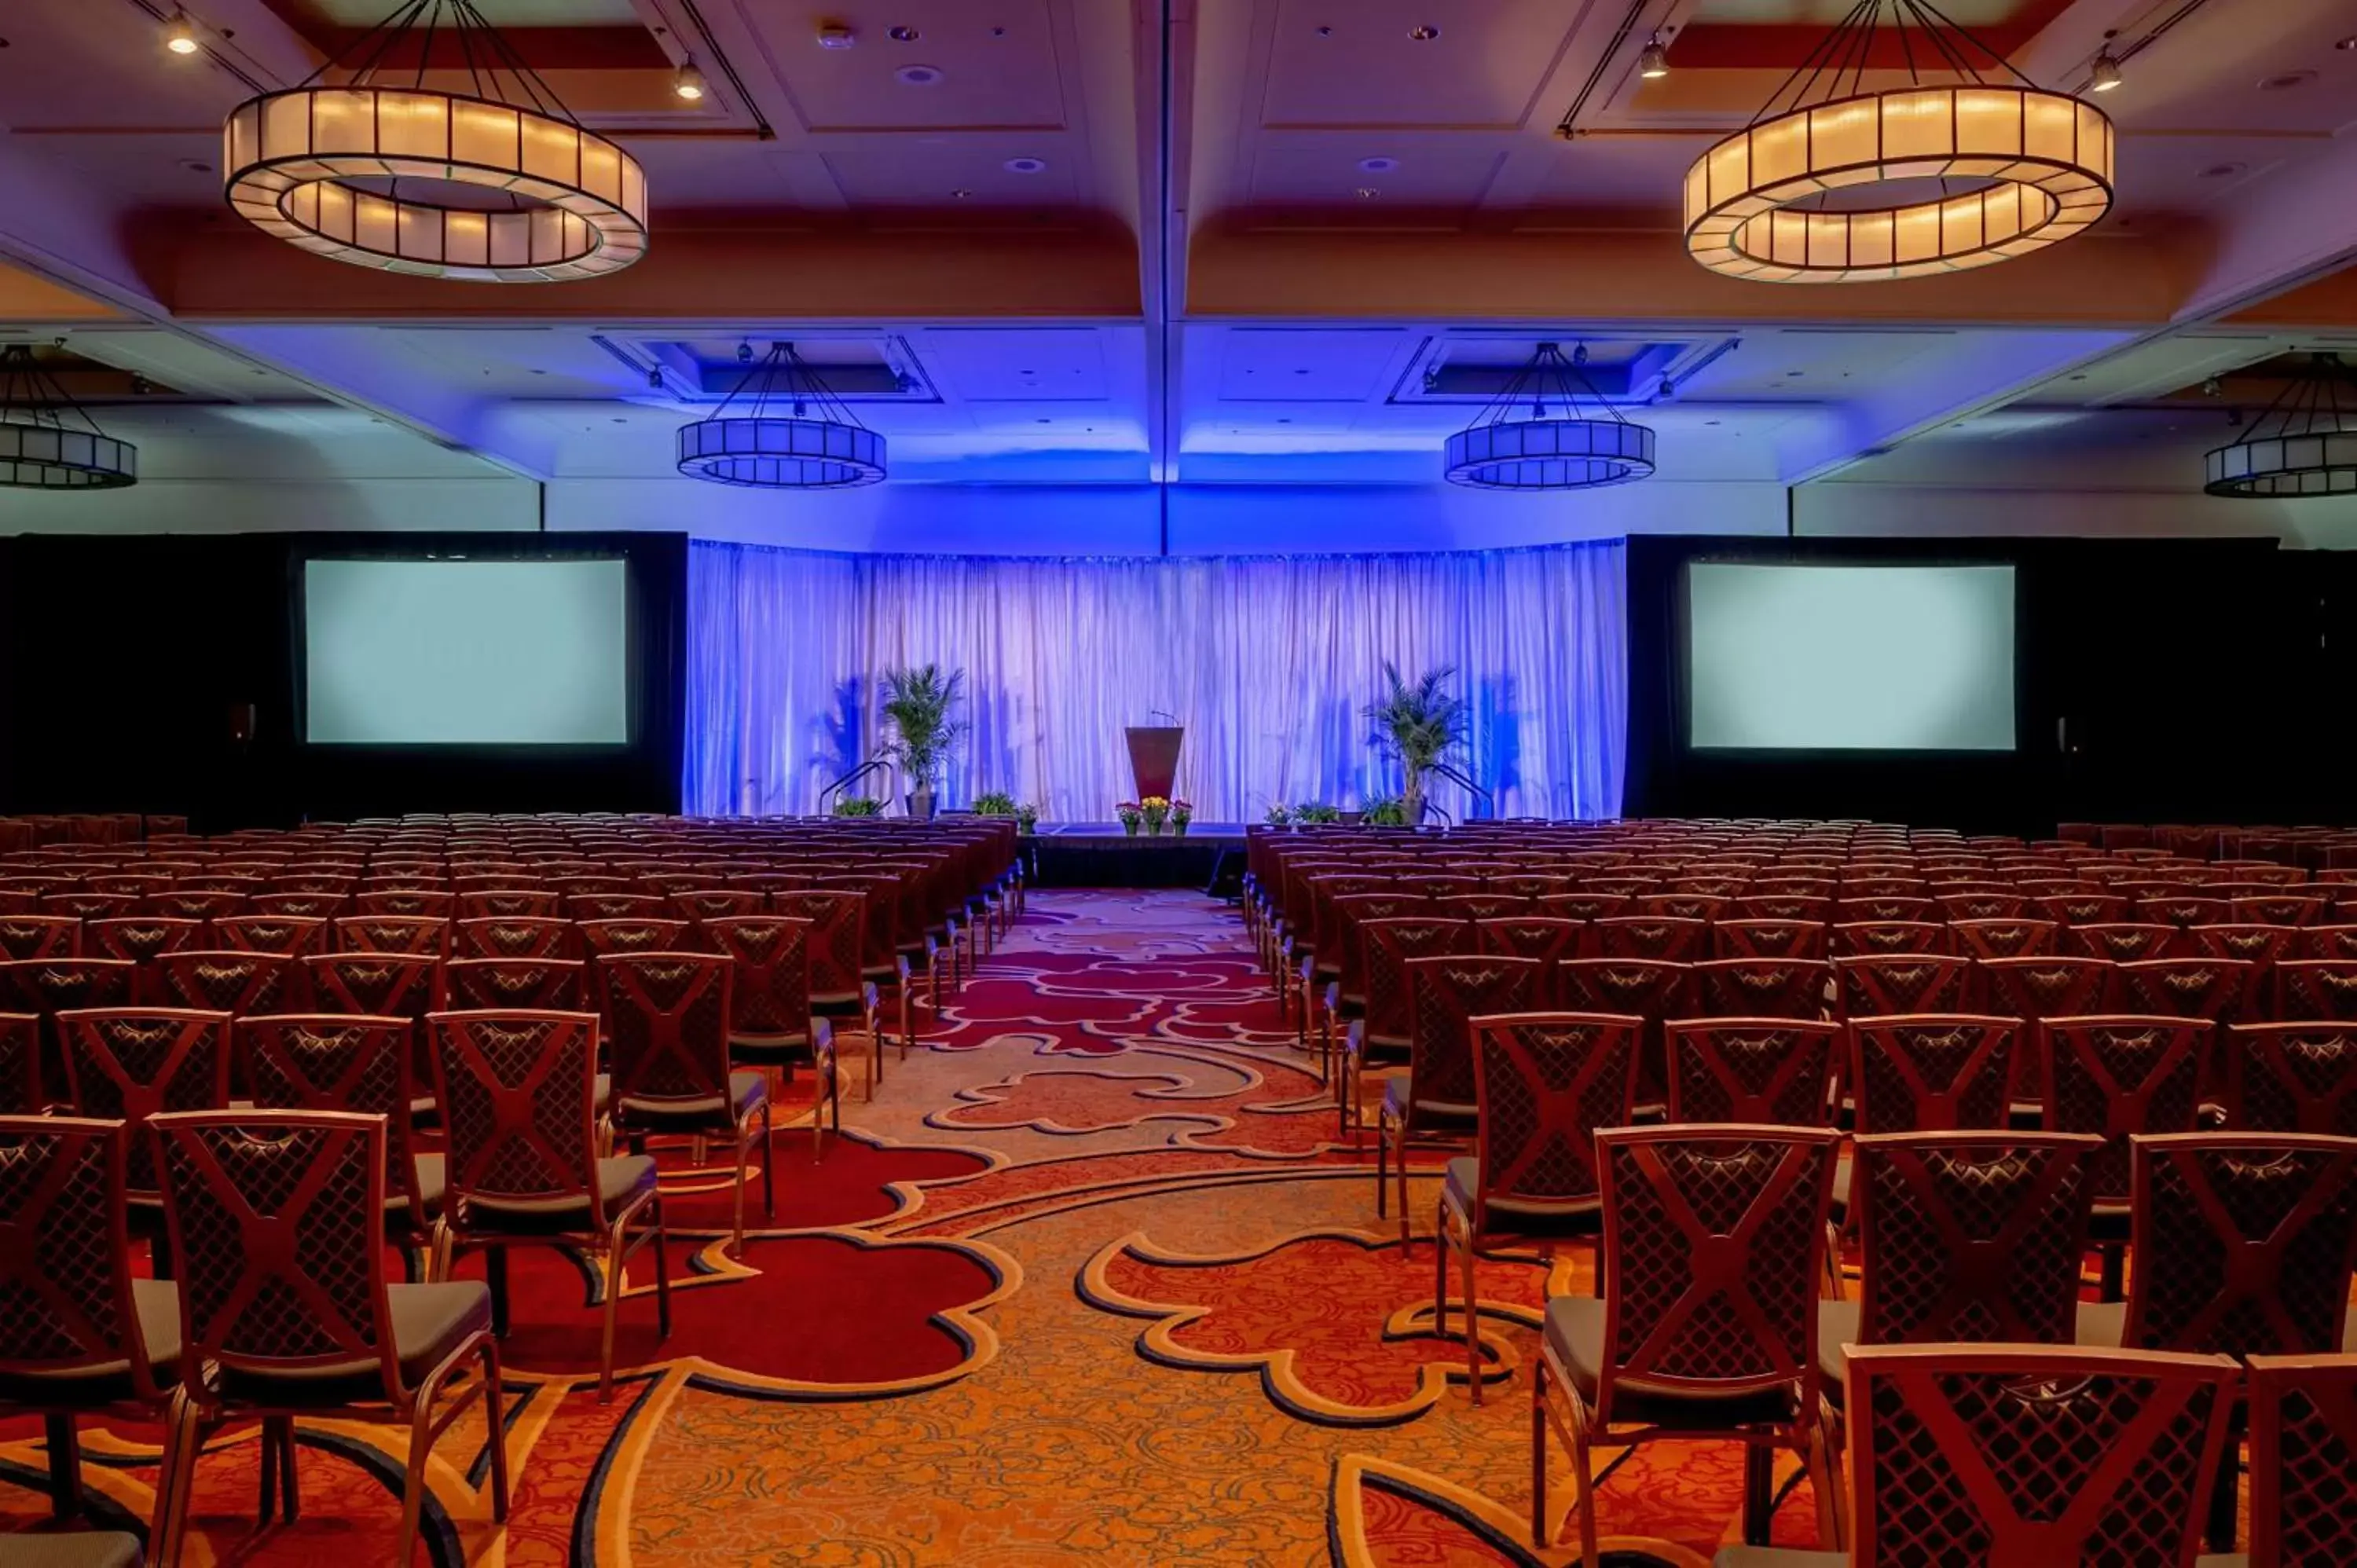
[1022,822,1246,889]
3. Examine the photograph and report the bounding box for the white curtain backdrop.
[684,539,1626,823]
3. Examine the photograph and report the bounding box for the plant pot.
[1146,819,1167,836]
[906,786,937,822]
[1173,822,1189,837]
[1122,820,1140,837]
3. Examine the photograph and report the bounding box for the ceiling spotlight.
[1408,24,1439,42]
[163,13,200,55]
[888,24,920,42]
[2201,376,2223,397]
[1003,156,1048,174]
[895,63,944,85]
[647,368,665,390]
[1358,156,1398,174]
[2088,34,2122,93]
[673,58,707,101]
[1354,187,1380,199]
[1638,33,1670,79]
[816,23,856,49]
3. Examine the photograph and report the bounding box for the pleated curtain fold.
[684,538,1626,823]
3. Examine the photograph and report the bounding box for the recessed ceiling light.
[2337,35,2357,50]
[816,24,856,49]
[889,25,920,42]
[1358,156,1398,173]
[163,13,200,55]
[2200,162,2247,180]
[1409,25,1439,42]
[1004,156,1048,174]
[178,159,213,174]
[2260,70,2316,91]
[896,63,945,86]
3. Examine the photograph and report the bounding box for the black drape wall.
[0,532,687,827]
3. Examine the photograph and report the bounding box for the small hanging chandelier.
[676,343,887,489]
[2205,354,2357,499]
[0,345,137,490]
[222,0,647,282]
[1684,0,2113,284]
[1444,342,1655,490]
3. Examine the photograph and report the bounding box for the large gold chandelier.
[223,0,647,283]
[1684,0,2113,284]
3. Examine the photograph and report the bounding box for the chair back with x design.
[1474,915,1583,965]
[431,1009,607,1228]
[1840,1343,2236,1566]
[0,1013,37,1115]
[447,958,586,1012]
[1665,1017,1838,1127]
[1398,955,1542,1119]
[241,1014,425,1216]
[1467,1012,1641,1229]
[1690,958,1833,1021]
[1835,953,1973,1020]
[151,1109,401,1401]
[2125,1132,2357,1358]
[0,1115,159,1399]
[2248,1353,2357,1568]
[599,951,735,1112]
[1362,917,1472,1045]
[1593,1123,1839,1423]
[704,917,814,1042]
[2041,1017,2209,1206]
[56,1008,232,1200]
[455,917,574,961]
[155,951,292,1019]
[1849,1014,2019,1134]
[1853,1131,2101,1346]
[2229,1022,2357,1138]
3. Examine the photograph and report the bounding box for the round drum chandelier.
[0,345,137,490]
[677,343,887,489]
[1684,0,2113,284]
[2205,353,2357,499]
[223,0,647,283]
[1444,342,1655,491]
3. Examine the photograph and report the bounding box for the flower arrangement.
[1292,802,1343,825]
[1265,804,1292,826]
[1116,801,1144,836]
[1140,796,1171,834]
[1015,804,1039,833]
[833,795,882,817]
[1170,799,1193,835]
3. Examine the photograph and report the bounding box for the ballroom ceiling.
[0,0,2352,504]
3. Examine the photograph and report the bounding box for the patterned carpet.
[1,890,1834,1566]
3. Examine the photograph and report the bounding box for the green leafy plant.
[1014,804,1039,833]
[973,789,1018,816]
[1359,796,1409,827]
[1264,804,1292,826]
[1293,802,1342,825]
[1116,800,1144,835]
[832,795,882,817]
[1364,661,1467,826]
[879,663,969,793]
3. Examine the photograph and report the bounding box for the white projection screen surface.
[304,559,629,745]
[1686,562,2016,751]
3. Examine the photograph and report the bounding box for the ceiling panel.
[1259,0,1577,130]
[1214,328,1414,401]
[817,146,1082,208]
[759,0,1069,132]
[1247,137,1507,212]
[918,329,1111,401]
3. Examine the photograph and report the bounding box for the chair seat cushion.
[0,1277,185,1405]
[1442,1158,1602,1234]
[2076,1299,2357,1353]
[409,1152,445,1216]
[217,1280,492,1406]
[2089,1200,2130,1243]
[467,1154,658,1235]
[0,1532,145,1568]
[812,991,869,1017]
[1816,1299,1858,1405]
[1381,1077,1475,1121]
[1542,1297,1801,1429]
[614,1070,767,1131]
[731,1031,815,1065]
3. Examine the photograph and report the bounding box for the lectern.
[1124,725,1183,800]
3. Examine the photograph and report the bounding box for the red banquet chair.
[2228,1021,2357,1137]
[2041,1014,2210,1299]
[704,914,839,1160]
[2242,1353,2357,1568]
[1436,1011,1641,1404]
[1341,914,1473,1136]
[1664,1017,1839,1127]
[1373,953,1541,1236]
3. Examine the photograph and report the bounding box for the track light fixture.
[163,13,200,55]
[2089,33,2123,93]
[673,58,708,101]
[1638,33,1670,79]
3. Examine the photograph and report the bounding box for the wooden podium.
[1124,725,1183,800]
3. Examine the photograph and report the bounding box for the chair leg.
[258,1418,277,1524]
[1395,1132,1412,1247]
[599,1230,625,1405]
[1530,1357,1550,1550]
[1432,1207,1450,1337]
[1461,1214,1482,1405]
[2099,1241,2126,1302]
[481,1339,511,1522]
[276,1414,299,1522]
[2206,1434,2241,1552]
[1741,1444,1774,1544]
[396,1376,440,1566]
[42,1414,81,1523]
[1375,1116,1390,1218]
[652,1200,673,1339]
[898,985,912,1059]
[486,1244,511,1339]
[1567,1398,1601,1568]
[1808,1412,1846,1552]
[730,1127,750,1258]
[151,1391,201,1568]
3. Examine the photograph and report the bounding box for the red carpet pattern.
[2,889,1834,1566]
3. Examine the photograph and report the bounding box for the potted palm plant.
[1365,661,1468,827]
[879,663,968,821]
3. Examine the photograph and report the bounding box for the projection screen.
[1686,562,2016,751]
[304,559,629,745]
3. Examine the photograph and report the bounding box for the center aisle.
[0,889,1825,1567]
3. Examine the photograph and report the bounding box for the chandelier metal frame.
[2205,353,2357,499]
[222,0,647,283]
[676,343,888,489]
[1683,0,2113,284]
[1443,342,1656,491]
[0,345,137,491]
